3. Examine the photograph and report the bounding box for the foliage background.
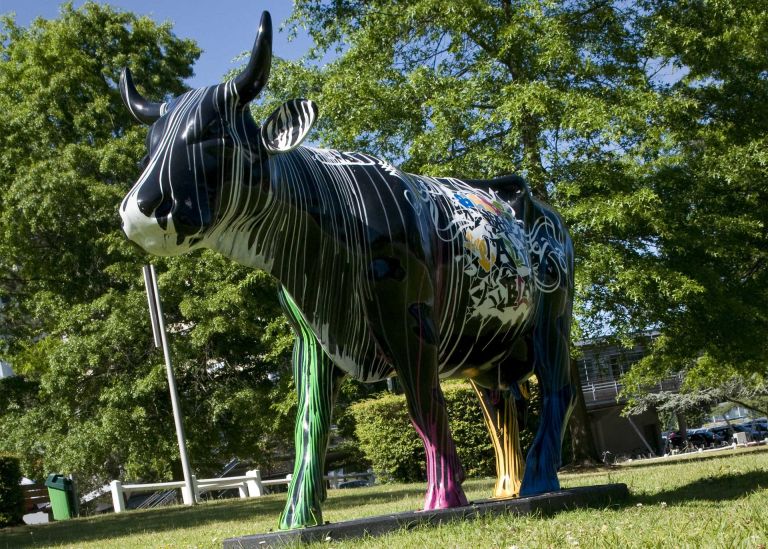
[1,0,766,494]
[0,455,24,528]
[350,382,540,482]
[0,3,296,491]
[258,0,767,409]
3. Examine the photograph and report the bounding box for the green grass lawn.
[2,447,767,548]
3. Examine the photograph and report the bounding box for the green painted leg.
[278,288,343,530]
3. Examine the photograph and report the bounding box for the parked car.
[687,428,725,447]
[752,426,767,441]
[710,425,734,440]
[663,428,725,450]
[337,479,371,489]
[664,431,684,449]
[735,422,767,441]
[742,419,768,432]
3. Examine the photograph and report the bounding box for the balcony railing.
[581,373,684,408]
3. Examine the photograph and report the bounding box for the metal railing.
[111,471,263,513]
[581,373,684,407]
[110,470,375,513]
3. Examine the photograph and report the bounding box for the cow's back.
[397,174,537,377]
[270,148,566,384]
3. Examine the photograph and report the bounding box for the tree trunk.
[567,358,601,465]
[520,110,549,198]
[676,411,688,442]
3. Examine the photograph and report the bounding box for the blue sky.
[0,1,316,88]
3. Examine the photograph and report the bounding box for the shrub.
[443,383,496,479]
[350,382,502,482]
[0,454,24,528]
[350,391,426,482]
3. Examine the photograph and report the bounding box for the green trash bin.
[45,474,78,520]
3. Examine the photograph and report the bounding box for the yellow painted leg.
[470,380,524,498]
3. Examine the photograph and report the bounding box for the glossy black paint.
[118,10,577,529]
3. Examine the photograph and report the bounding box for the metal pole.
[627,416,656,456]
[142,265,196,505]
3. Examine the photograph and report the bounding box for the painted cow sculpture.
[119,11,576,530]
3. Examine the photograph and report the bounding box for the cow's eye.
[196,120,227,142]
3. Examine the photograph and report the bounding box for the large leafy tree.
[0,3,295,489]
[256,0,654,463]
[619,1,768,400]
[257,0,766,444]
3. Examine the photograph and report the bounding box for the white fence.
[110,470,374,513]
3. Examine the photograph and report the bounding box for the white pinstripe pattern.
[120,79,569,385]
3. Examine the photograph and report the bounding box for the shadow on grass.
[0,487,428,548]
[4,472,762,548]
[630,470,768,507]
[324,486,424,511]
[0,496,284,548]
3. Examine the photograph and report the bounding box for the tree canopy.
[0,0,766,488]
[0,3,297,489]
[258,0,767,399]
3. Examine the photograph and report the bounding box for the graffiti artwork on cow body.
[118,11,577,531]
[407,176,539,329]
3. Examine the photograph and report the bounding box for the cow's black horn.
[120,68,163,125]
[234,11,272,104]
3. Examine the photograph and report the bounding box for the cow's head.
[119,11,317,256]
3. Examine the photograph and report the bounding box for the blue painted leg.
[520,385,574,494]
[520,310,576,495]
[520,229,576,496]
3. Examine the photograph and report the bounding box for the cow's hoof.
[423,482,469,510]
[519,476,560,497]
[278,506,322,530]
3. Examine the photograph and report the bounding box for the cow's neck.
[204,147,343,309]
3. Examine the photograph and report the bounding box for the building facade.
[575,336,679,459]
[0,360,14,379]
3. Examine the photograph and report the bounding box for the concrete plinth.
[223,483,629,548]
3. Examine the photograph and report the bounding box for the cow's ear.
[261,99,318,153]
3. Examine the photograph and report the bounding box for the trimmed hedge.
[0,454,24,528]
[350,391,431,482]
[350,382,538,483]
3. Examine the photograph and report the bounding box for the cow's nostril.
[154,200,172,218]
[172,206,203,237]
[153,199,172,231]
[136,185,164,216]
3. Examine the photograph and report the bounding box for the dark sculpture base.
[223,483,629,548]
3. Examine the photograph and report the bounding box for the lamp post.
[142,264,196,505]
